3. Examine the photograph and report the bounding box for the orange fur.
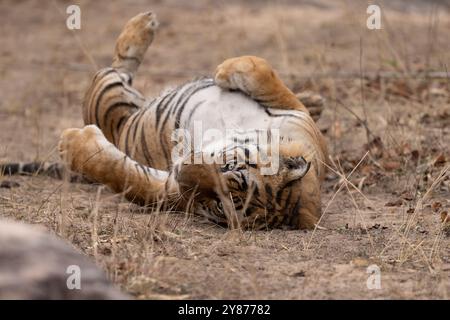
[111,11,159,76]
[215,56,309,113]
[59,12,329,230]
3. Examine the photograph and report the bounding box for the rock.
[0,219,129,299]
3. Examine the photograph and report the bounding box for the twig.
[305,151,369,251]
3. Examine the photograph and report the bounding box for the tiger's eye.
[221,161,236,172]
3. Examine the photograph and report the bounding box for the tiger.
[3,11,328,230]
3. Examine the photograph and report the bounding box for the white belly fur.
[181,86,307,141]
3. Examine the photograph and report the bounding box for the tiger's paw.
[112,11,159,74]
[214,56,274,96]
[214,56,309,113]
[58,125,112,174]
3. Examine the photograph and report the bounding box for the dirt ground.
[0,0,449,299]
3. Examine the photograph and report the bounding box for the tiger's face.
[174,145,311,230]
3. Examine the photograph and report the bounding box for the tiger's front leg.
[215,56,321,117]
[58,125,179,205]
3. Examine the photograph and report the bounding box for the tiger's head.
[172,142,317,230]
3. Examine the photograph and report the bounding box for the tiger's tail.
[0,162,87,183]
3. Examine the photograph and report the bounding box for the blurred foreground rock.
[0,219,128,299]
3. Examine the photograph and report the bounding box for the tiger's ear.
[281,156,311,184]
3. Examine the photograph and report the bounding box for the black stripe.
[160,81,214,164]
[265,184,273,199]
[117,53,141,65]
[93,68,115,83]
[104,100,140,140]
[175,96,207,129]
[134,162,150,183]
[115,115,128,137]
[124,103,155,156]
[275,179,297,204]
[123,85,145,102]
[155,90,178,127]
[85,69,117,123]
[111,100,141,142]
[129,110,148,158]
[244,148,250,162]
[170,80,214,131]
[239,171,248,191]
[284,189,293,209]
[157,83,200,167]
[94,82,124,127]
[1,163,20,175]
[263,107,305,119]
[90,69,120,108]
[99,91,131,122]
[184,100,204,127]
[104,102,138,124]
[140,123,153,166]
[254,96,280,105]
[46,163,63,179]
[247,163,257,169]
[22,162,43,174]
[106,102,138,146]
[140,164,152,182]
[253,183,260,197]
[159,81,199,131]
[233,137,252,144]
[124,112,141,156]
[287,198,301,226]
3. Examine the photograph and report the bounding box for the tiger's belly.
[121,81,311,171]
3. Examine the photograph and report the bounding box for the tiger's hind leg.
[215,56,321,117]
[58,125,179,205]
[83,12,159,146]
[111,11,159,76]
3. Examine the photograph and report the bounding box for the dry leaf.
[385,199,403,207]
[433,154,446,167]
[431,202,442,212]
[382,160,401,171]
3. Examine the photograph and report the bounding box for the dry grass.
[0,0,449,299]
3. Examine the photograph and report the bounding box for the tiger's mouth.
[182,172,301,229]
[198,197,262,227]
